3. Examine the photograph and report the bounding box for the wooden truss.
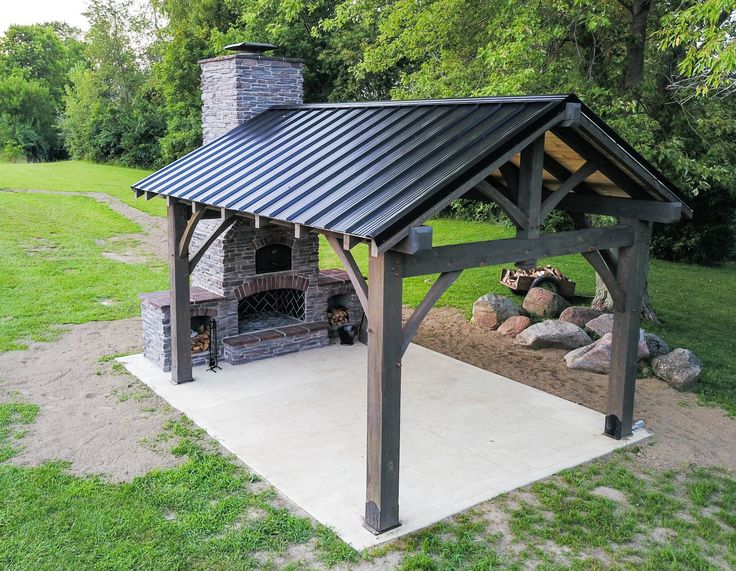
[163,116,681,536]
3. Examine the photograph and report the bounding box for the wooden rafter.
[552,127,650,200]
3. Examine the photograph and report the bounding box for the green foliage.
[658,0,736,96]
[59,0,166,167]
[0,24,85,161]
[0,75,58,161]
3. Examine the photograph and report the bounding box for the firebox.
[238,288,306,333]
[256,243,291,274]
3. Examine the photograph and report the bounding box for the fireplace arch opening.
[238,288,305,333]
[256,243,292,274]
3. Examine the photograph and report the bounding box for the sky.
[0,0,90,34]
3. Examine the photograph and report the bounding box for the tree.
[658,0,735,96]
[0,24,85,160]
[60,0,166,166]
[0,75,58,161]
[323,0,736,318]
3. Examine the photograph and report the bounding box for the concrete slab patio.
[120,344,650,549]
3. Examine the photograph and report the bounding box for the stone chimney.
[199,42,304,144]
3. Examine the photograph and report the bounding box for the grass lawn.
[0,191,167,351]
[0,161,161,216]
[0,161,735,569]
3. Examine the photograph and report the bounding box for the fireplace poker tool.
[207,319,221,372]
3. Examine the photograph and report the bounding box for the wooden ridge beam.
[402,225,635,277]
[401,271,462,356]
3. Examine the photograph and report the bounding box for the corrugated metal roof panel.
[132,94,688,246]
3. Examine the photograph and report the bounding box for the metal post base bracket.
[363,501,402,535]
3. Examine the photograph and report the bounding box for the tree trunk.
[623,0,652,91]
[599,1,658,322]
[592,274,659,323]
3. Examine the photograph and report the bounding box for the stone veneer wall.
[191,218,320,299]
[199,53,304,144]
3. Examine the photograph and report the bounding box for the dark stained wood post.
[365,250,404,534]
[606,219,651,438]
[168,199,193,384]
[515,135,545,269]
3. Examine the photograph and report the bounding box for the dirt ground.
[409,306,736,471]
[2,187,734,480]
[0,318,181,480]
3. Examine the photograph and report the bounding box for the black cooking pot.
[338,324,356,345]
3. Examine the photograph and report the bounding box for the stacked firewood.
[191,324,210,353]
[514,265,569,280]
[327,306,349,327]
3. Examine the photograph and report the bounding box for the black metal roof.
[133,94,689,250]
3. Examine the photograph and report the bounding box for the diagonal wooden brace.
[325,235,369,314]
[401,270,462,356]
[178,208,206,259]
[188,214,237,274]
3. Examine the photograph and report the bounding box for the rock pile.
[471,289,703,391]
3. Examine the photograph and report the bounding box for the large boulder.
[497,315,532,338]
[644,333,669,358]
[472,293,522,330]
[586,313,614,338]
[514,320,592,350]
[559,306,607,328]
[652,348,702,391]
[564,331,649,374]
[522,287,571,318]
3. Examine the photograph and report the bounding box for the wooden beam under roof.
[401,224,635,277]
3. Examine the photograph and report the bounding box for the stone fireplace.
[140,218,363,370]
[139,44,363,371]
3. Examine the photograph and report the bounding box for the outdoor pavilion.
[132,93,691,535]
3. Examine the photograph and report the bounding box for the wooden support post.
[516,135,545,269]
[606,219,651,439]
[168,199,193,384]
[365,250,404,534]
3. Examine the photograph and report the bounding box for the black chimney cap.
[224,42,278,54]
